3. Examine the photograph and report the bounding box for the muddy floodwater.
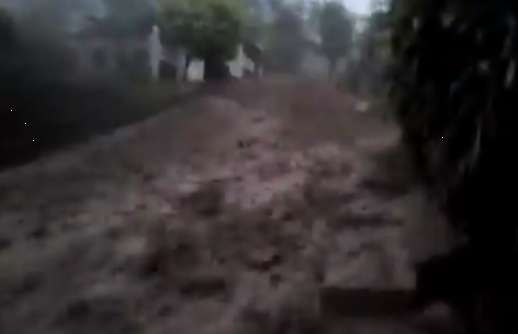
[0,78,458,334]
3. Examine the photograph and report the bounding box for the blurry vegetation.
[338,6,390,99]
[316,0,353,77]
[241,0,269,45]
[87,0,156,37]
[389,0,518,332]
[0,2,180,170]
[388,0,516,242]
[263,1,308,72]
[255,0,355,78]
[82,0,157,81]
[159,0,247,80]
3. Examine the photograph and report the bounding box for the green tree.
[159,0,246,80]
[317,0,353,76]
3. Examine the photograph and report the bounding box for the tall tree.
[350,9,390,95]
[263,1,307,72]
[159,0,246,80]
[317,0,353,77]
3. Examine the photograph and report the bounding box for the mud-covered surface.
[0,78,459,334]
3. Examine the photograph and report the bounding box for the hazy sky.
[342,0,371,14]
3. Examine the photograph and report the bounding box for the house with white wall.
[69,22,257,82]
[148,25,257,82]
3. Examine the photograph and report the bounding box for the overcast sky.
[342,0,371,14]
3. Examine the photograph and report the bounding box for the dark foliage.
[390,0,518,247]
[204,57,231,81]
[159,61,178,80]
[389,0,518,332]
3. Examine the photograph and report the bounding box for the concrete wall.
[186,60,205,81]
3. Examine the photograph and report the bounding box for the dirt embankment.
[0,78,458,334]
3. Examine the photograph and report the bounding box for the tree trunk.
[203,56,229,81]
[182,54,191,81]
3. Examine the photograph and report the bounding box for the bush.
[390,0,518,246]
[389,1,518,332]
